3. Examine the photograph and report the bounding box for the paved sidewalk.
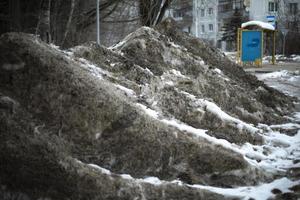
[245,62,300,73]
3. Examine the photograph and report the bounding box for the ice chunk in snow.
[49,43,60,50]
[88,164,111,175]
[137,103,159,119]
[115,84,136,96]
[141,177,163,185]
[213,68,222,74]
[120,174,134,180]
[170,69,187,78]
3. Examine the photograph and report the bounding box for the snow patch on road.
[191,177,299,200]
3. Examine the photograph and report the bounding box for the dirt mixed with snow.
[0,19,299,200]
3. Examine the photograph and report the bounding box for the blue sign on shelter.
[241,30,262,62]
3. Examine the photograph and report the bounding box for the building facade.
[192,0,248,50]
[193,0,218,45]
[165,0,193,34]
[217,0,248,50]
[249,0,279,22]
[249,0,299,28]
[168,0,299,52]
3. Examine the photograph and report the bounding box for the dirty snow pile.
[0,19,299,200]
[64,22,300,199]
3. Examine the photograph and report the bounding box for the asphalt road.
[245,62,300,73]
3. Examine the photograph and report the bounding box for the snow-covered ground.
[256,70,300,100]
[264,55,300,63]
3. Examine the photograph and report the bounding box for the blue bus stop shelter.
[237,21,276,67]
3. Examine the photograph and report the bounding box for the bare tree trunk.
[37,0,52,43]
[61,0,76,47]
[139,0,172,26]
[9,0,21,31]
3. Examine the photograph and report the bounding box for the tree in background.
[36,0,52,43]
[0,0,173,47]
[78,0,173,27]
[276,0,300,55]
[221,8,247,51]
[139,0,173,26]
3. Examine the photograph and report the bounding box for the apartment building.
[192,0,248,49]
[168,0,299,52]
[249,0,280,23]
[283,0,300,31]
[165,0,193,34]
[193,0,218,45]
[249,0,299,27]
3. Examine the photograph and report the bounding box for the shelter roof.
[241,21,275,31]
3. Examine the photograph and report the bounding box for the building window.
[201,25,205,33]
[233,0,243,10]
[268,1,278,12]
[201,9,205,17]
[208,8,213,15]
[219,3,231,13]
[209,24,214,31]
[289,3,298,15]
[174,11,184,18]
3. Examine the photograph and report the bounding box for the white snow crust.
[77,159,300,200]
[242,21,275,31]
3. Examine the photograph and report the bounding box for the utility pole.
[194,0,198,37]
[281,29,288,56]
[96,0,100,45]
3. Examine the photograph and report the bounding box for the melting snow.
[136,102,245,156]
[170,69,187,78]
[270,123,300,130]
[77,159,300,200]
[136,103,160,119]
[257,70,291,79]
[88,164,111,175]
[141,177,162,185]
[115,84,136,96]
[180,90,260,134]
[191,177,299,200]
[213,68,222,74]
[137,91,300,174]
